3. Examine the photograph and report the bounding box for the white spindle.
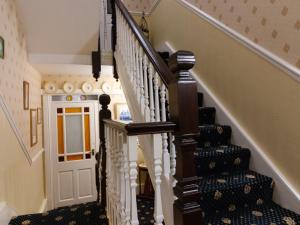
[139,46,145,114]
[124,137,131,225]
[149,63,155,122]
[143,55,150,122]
[160,84,170,176]
[127,136,139,225]
[135,40,140,103]
[153,73,161,122]
[119,134,126,225]
[153,134,164,225]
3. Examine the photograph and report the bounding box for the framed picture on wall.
[30,109,38,146]
[0,36,4,59]
[114,103,132,121]
[23,81,29,110]
[37,107,42,124]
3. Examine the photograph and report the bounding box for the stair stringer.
[114,50,175,225]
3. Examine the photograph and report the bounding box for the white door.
[51,102,98,208]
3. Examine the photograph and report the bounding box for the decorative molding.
[32,148,44,163]
[162,41,300,214]
[0,93,32,165]
[41,88,123,96]
[176,0,300,82]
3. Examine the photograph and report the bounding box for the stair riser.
[197,126,232,147]
[198,107,216,125]
[195,151,250,176]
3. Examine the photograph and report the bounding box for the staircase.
[7,0,300,224]
[195,93,300,224]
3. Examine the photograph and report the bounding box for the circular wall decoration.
[82,82,94,93]
[63,82,75,94]
[102,82,112,94]
[44,82,57,94]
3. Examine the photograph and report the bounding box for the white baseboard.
[39,199,48,213]
[161,41,300,214]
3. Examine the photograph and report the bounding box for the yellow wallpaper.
[0,0,42,153]
[122,0,158,14]
[0,0,44,213]
[185,0,300,69]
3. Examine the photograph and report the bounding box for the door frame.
[43,95,100,210]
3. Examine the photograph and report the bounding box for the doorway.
[44,96,99,209]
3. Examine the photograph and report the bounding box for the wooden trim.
[115,0,173,86]
[30,108,38,147]
[23,81,29,110]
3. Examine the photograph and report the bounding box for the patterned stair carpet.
[9,197,154,225]
[196,92,300,225]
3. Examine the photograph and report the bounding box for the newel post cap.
[99,94,111,107]
[168,50,196,73]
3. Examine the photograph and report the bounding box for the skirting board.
[160,41,300,214]
[39,199,48,213]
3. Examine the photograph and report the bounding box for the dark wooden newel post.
[168,51,203,225]
[97,94,112,206]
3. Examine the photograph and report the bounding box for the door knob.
[92,149,95,156]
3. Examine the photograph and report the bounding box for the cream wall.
[0,0,44,214]
[149,0,300,193]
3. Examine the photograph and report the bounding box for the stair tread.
[198,107,216,125]
[204,202,300,225]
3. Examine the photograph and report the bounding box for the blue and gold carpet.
[9,197,155,225]
[196,92,300,224]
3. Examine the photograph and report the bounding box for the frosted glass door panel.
[65,115,83,154]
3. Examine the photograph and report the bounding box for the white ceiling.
[15,0,101,55]
[15,0,109,76]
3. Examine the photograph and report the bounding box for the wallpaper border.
[176,0,300,82]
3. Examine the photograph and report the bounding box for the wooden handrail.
[115,0,173,86]
[103,119,176,136]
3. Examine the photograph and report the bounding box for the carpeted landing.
[9,197,155,225]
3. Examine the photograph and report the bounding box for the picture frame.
[0,36,4,59]
[37,107,42,124]
[23,81,29,110]
[114,103,131,121]
[30,109,38,147]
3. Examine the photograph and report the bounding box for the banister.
[115,0,173,86]
[103,119,176,136]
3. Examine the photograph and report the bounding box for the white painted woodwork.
[50,102,98,208]
[111,8,176,224]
